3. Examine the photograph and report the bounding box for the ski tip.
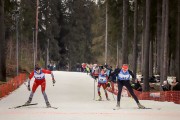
[9,103,38,109]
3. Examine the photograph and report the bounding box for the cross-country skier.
[97,69,110,101]
[110,64,145,109]
[25,64,56,107]
[92,64,100,81]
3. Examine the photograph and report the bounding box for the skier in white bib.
[110,64,145,109]
[97,69,110,101]
[25,64,56,107]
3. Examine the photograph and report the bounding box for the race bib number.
[118,74,130,80]
[34,73,45,80]
[98,76,107,83]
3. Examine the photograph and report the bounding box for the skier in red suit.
[25,64,56,107]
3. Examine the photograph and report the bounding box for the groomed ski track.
[0,71,180,120]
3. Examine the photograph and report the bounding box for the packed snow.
[0,71,180,120]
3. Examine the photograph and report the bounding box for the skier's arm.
[27,71,34,91]
[42,69,55,84]
[28,71,34,80]
[128,70,135,79]
[109,68,120,77]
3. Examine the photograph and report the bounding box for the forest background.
[0,0,179,91]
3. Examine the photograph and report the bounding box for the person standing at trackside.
[25,64,56,107]
[110,64,145,109]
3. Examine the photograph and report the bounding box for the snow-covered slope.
[0,71,180,120]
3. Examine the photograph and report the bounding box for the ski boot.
[24,98,32,105]
[137,103,145,109]
[106,97,110,101]
[46,102,51,107]
[97,96,102,101]
[114,101,120,110]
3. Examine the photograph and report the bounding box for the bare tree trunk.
[35,0,39,64]
[160,0,166,85]
[141,0,146,74]
[122,0,128,64]
[161,0,169,85]
[0,0,6,82]
[9,36,13,60]
[143,0,151,92]
[132,0,138,80]
[105,2,108,64]
[175,0,180,82]
[156,0,162,75]
[46,39,49,68]
[163,0,169,82]
[149,40,153,77]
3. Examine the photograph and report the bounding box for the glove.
[28,84,31,91]
[109,76,112,81]
[106,82,111,87]
[52,78,56,84]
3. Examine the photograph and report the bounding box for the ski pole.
[23,82,28,88]
[93,78,96,100]
[23,82,31,91]
[112,91,115,100]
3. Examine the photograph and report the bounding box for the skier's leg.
[97,83,102,100]
[41,81,51,107]
[41,81,46,94]
[25,92,34,105]
[25,82,39,105]
[124,81,145,108]
[102,84,109,100]
[42,91,51,107]
[124,81,139,103]
[117,81,123,107]
[111,82,115,93]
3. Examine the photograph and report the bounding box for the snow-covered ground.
[0,71,180,120]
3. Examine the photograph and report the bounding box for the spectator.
[161,80,171,91]
[141,75,143,83]
[47,63,53,71]
[149,76,157,83]
[81,63,86,72]
[85,65,90,75]
[171,78,180,91]
[53,63,56,70]
[131,79,142,91]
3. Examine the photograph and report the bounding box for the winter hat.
[35,64,41,70]
[122,64,128,71]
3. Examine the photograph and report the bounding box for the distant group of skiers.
[82,63,145,109]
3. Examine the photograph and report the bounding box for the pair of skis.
[113,107,152,110]
[9,103,58,109]
[113,107,155,110]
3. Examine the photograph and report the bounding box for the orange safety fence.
[107,83,180,105]
[0,73,26,99]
